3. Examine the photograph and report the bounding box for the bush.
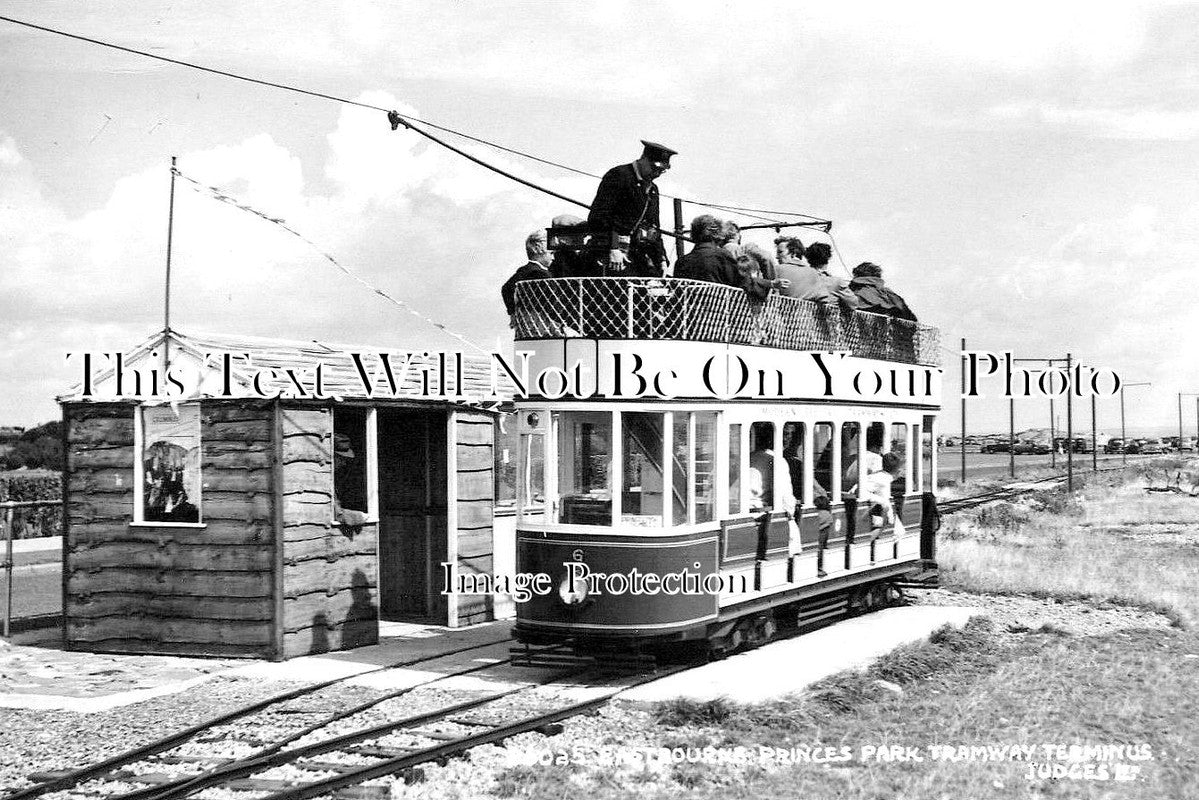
[0,471,63,539]
[973,502,1029,532]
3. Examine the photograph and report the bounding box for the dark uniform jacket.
[848,275,917,321]
[587,163,667,275]
[501,261,551,316]
[675,242,774,301]
[674,242,739,286]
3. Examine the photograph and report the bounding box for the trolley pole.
[1066,353,1074,492]
[673,198,685,262]
[163,155,177,371]
[960,337,967,484]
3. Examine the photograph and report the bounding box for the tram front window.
[622,412,666,526]
[556,411,612,526]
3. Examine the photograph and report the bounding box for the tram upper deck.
[512,277,940,368]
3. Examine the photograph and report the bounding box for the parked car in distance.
[1013,440,1051,455]
[1138,438,1166,454]
[981,441,1010,454]
[1123,439,1142,454]
[1105,438,1126,454]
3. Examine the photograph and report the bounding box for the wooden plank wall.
[279,406,379,658]
[454,411,496,626]
[64,401,276,658]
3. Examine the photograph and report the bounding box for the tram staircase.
[623,414,714,518]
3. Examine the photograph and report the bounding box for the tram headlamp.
[558,573,590,606]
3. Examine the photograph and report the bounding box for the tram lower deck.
[512,402,940,653]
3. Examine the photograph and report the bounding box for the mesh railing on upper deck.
[513,278,941,367]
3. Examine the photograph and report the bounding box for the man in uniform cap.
[587,140,676,277]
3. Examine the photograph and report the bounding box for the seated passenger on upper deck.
[775,236,833,306]
[675,216,788,301]
[849,262,917,322]
[736,243,790,302]
[805,242,859,310]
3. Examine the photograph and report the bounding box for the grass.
[939,464,1199,628]
[485,462,1199,799]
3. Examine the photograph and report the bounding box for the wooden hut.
[59,329,511,659]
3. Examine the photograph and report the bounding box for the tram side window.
[783,422,805,507]
[694,413,717,524]
[841,422,861,500]
[728,423,742,515]
[672,414,689,525]
[921,415,936,492]
[556,411,612,526]
[622,412,665,527]
[814,422,835,499]
[891,423,909,494]
[748,422,775,512]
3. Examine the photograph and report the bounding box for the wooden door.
[377,410,447,621]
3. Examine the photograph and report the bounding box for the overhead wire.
[0,13,832,230]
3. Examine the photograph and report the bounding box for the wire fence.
[513,278,940,367]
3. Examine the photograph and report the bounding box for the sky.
[1,0,1197,436]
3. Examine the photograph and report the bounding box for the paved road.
[3,562,61,621]
[937,451,1159,482]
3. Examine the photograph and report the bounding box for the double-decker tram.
[509,277,942,660]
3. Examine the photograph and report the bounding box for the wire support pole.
[1066,353,1074,492]
[1091,391,1098,472]
[960,337,967,485]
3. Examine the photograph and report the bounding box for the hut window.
[333,407,376,523]
[137,403,202,525]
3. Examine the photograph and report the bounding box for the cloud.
[985,103,1199,140]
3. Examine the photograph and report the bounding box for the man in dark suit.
[587,140,676,277]
[501,230,553,320]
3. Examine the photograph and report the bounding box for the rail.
[1,499,61,638]
[513,277,941,367]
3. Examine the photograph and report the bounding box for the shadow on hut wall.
[307,570,378,655]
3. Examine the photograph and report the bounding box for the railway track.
[938,460,1150,514]
[8,643,687,800]
[5,635,518,800]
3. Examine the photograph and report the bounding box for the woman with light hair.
[719,220,744,259]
